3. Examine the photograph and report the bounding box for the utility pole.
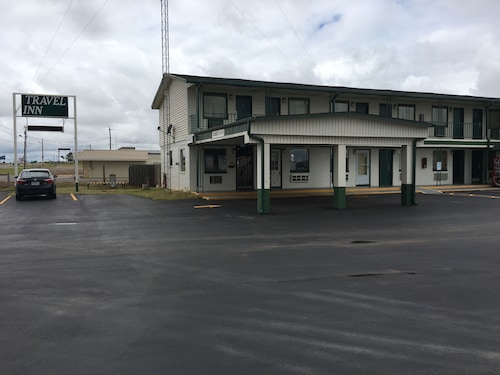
[108,128,112,150]
[23,126,27,169]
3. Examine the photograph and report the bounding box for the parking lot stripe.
[70,194,78,201]
[0,196,11,205]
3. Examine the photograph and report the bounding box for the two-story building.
[152,73,500,213]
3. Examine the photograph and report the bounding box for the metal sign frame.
[12,93,79,191]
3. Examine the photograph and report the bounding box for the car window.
[21,171,50,178]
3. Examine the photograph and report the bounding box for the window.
[204,149,227,173]
[290,148,309,173]
[433,150,448,171]
[379,103,392,118]
[432,106,448,137]
[334,101,349,112]
[203,93,227,128]
[169,150,173,166]
[288,98,310,115]
[180,149,186,172]
[398,105,415,120]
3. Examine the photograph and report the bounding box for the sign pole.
[74,96,79,192]
[12,93,18,176]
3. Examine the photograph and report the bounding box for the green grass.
[0,182,200,201]
[0,163,200,201]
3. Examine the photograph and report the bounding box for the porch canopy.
[192,112,431,214]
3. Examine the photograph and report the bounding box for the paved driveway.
[1,193,500,374]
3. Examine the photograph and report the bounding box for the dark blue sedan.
[15,168,57,201]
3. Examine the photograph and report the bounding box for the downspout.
[195,83,202,191]
[412,139,417,205]
[247,120,266,214]
[485,102,492,184]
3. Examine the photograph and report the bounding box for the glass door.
[356,150,370,186]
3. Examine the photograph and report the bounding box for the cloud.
[0,0,499,162]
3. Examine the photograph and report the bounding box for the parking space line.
[0,196,12,205]
[70,194,78,201]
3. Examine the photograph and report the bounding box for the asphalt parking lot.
[1,192,500,374]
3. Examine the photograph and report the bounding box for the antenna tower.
[160,0,171,191]
[161,0,169,74]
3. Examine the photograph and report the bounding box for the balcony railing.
[428,122,500,140]
[190,113,264,132]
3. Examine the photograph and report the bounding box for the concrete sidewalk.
[196,184,498,200]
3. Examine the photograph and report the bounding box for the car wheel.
[15,193,22,201]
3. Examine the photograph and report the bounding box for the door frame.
[356,149,370,186]
[270,148,282,189]
[235,145,254,190]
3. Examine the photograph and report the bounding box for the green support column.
[333,144,347,209]
[255,140,271,214]
[333,186,346,209]
[401,184,414,206]
[257,189,270,214]
[400,143,416,206]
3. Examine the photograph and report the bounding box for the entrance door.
[356,150,370,186]
[471,150,484,183]
[453,150,465,184]
[236,96,253,121]
[236,146,254,190]
[271,148,282,188]
[379,149,393,187]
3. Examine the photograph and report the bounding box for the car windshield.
[20,171,50,178]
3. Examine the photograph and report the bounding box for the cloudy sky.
[1,0,499,162]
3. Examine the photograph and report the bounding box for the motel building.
[152,74,500,214]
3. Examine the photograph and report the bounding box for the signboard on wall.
[21,94,68,117]
[493,157,500,187]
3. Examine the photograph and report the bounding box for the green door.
[453,150,465,184]
[453,108,464,139]
[379,149,393,187]
[236,96,252,121]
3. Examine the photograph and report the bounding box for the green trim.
[424,139,493,146]
[333,186,346,209]
[401,184,415,206]
[257,189,270,214]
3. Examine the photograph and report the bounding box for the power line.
[38,0,110,85]
[29,0,75,90]
[228,0,319,83]
[273,0,325,82]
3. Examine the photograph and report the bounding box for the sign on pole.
[13,93,78,191]
[21,95,69,117]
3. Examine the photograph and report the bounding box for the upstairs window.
[203,93,227,128]
[432,106,448,137]
[333,101,349,112]
[288,98,310,115]
[398,105,415,120]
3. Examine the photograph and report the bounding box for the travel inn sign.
[21,94,69,117]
